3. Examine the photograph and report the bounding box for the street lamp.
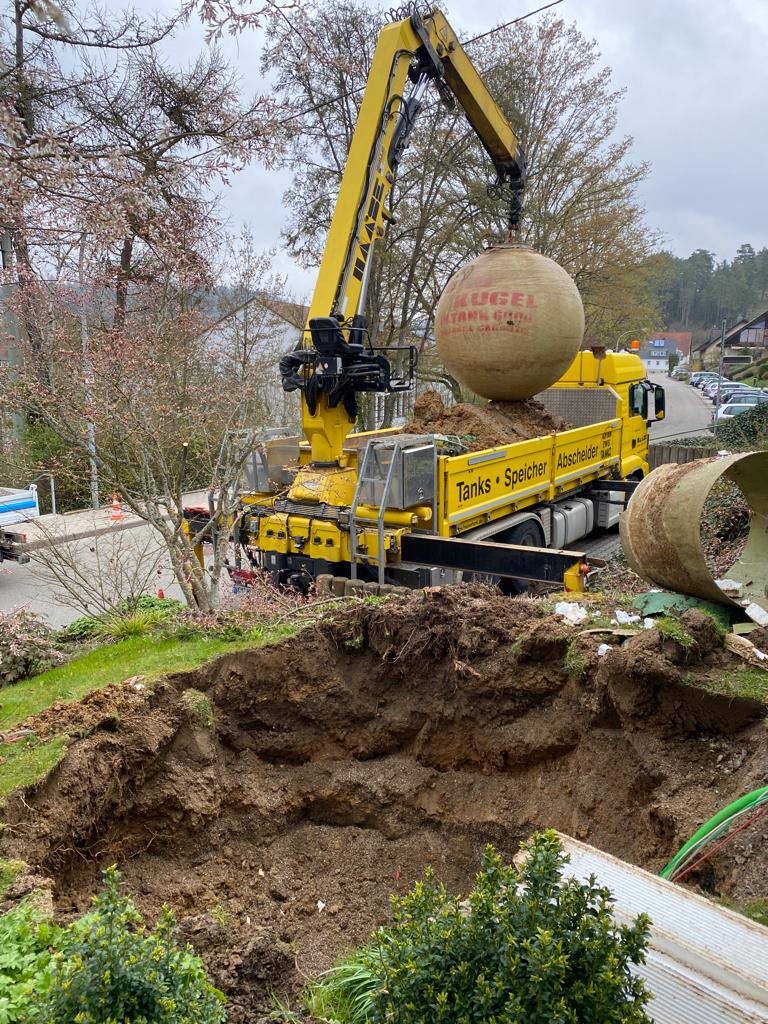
[615,328,650,351]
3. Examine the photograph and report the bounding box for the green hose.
[660,785,768,880]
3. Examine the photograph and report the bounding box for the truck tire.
[502,519,545,548]
[463,518,545,595]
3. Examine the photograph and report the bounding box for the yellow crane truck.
[191,7,666,595]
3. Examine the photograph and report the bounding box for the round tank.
[434,245,585,401]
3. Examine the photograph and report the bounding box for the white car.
[712,402,760,424]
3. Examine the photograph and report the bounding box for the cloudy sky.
[154,0,768,299]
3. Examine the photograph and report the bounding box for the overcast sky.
[153,0,768,299]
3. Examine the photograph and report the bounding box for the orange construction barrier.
[109,493,126,522]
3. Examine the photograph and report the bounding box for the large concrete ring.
[619,452,768,609]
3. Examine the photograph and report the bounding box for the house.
[649,331,693,360]
[693,310,768,369]
[638,336,679,373]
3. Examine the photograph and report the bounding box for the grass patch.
[0,857,27,899]
[180,689,214,729]
[656,615,696,651]
[718,895,768,928]
[564,641,588,679]
[0,736,69,801]
[696,665,768,703]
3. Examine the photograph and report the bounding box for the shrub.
[716,404,768,449]
[56,615,101,643]
[305,833,652,1024]
[0,901,63,1024]
[116,595,185,618]
[0,609,62,687]
[95,609,166,641]
[36,865,225,1024]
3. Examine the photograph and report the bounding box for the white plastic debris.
[613,609,640,625]
[131,682,145,691]
[597,643,612,657]
[715,578,743,597]
[756,649,767,662]
[555,601,589,625]
[317,900,326,913]
[745,603,768,627]
[643,618,655,629]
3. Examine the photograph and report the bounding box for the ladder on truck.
[349,435,436,586]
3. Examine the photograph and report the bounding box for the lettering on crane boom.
[352,179,385,282]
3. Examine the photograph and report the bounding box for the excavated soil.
[403,390,568,451]
[3,588,768,1021]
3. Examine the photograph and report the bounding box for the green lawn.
[0,625,297,800]
[0,633,265,731]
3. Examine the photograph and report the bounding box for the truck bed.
[438,416,623,534]
[0,485,40,529]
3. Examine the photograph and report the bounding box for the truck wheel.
[502,519,545,548]
[497,521,544,595]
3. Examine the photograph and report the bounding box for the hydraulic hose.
[660,785,768,881]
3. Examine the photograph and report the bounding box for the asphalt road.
[648,373,713,442]
[1,527,186,628]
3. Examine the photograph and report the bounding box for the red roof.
[651,331,693,356]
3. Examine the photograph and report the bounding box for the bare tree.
[29,526,170,618]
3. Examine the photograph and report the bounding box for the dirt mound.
[20,679,150,740]
[403,390,568,451]
[2,590,768,1022]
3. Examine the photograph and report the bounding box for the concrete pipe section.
[620,452,768,611]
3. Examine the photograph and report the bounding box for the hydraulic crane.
[279,6,526,469]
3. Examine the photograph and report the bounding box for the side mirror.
[654,384,666,421]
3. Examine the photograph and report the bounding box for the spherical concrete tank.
[434,245,585,401]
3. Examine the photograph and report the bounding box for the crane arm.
[283,7,525,464]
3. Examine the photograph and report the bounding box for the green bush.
[116,595,185,617]
[305,833,652,1024]
[56,616,101,643]
[716,404,768,449]
[36,866,225,1024]
[0,901,63,1024]
[0,609,62,687]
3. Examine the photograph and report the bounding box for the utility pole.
[713,317,727,440]
[78,233,100,509]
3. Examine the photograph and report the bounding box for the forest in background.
[650,244,768,343]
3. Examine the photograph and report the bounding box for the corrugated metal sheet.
[557,834,768,1023]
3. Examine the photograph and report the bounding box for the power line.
[275,0,567,128]
[463,0,565,45]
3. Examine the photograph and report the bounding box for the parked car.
[694,375,723,390]
[704,381,752,399]
[712,402,759,424]
[691,372,720,386]
[720,390,768,406]
[715,386,759,404]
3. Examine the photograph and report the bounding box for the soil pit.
[403,390,568,451]
[3,588,768,1022]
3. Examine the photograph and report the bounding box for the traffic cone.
[110,493,126,522]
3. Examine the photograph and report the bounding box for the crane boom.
[281,7,525,465]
